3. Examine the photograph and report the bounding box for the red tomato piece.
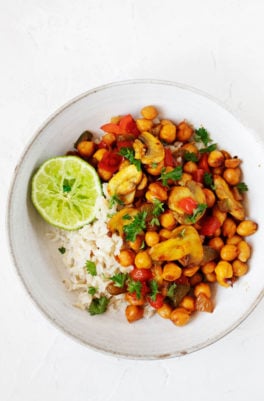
[100,123,124,135]
[98,151,122,173]
[97,140,108,149]
[116,140,134,150]
[147,293,164,309]
[192,168,205,183]
[175,275,190,285]
[164,148,175,167]
[200,216,221,236]
[178,197,198,214]
[198,153,210,172]
[119,114,140,136]
[130,268,153,282]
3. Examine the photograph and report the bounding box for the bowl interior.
[8,81,264,358]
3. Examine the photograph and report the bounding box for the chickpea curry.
[69,105,258,326]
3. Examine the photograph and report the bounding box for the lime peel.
[31,156,102,230]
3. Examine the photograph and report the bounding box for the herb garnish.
[88,296,109,315]
[167,283,177,298]
[123,211,147,242]
[85,260,97,276]
[199,143,217,153]
[183,152,198,162]
[58,246,66,254]
[122,214,132,220]
[177,228,186,238]
[159,166,183,186]
[119,147,142,171]
[194,127,212,146]
[88,286,97,296]
[150,199,165,226]
[186,203,207,223]
[111,272,128,288]
[236,182,248,193]
[203,172,215,190]
[149,279,159,301]
[127,279,142,299]
[109,194,124,209]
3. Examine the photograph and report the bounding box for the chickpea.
[208,150,224,168]
[182,265,200,277]
[178,172,193,186]
[170,307,190,326]
[222,217,237,238]
[160,211,177,230]
[237,240,251,262]
[125,305,144,323]
[136,118,153,132]
[201,261,216,274]
[237,220,258,237]
[223,168,241,186]
[77,141,96,158]
[214,227,222,237]
[157,303,173,319]
[97,167,113,181]
[141,105,158,120]
[189,272,203,286]
[159,123,177,143]
[225,158,241,168]
[162,263,182,281]
[226,235,242,245]
[232,260,249,277]
[208,237,224,251]
[202,188,216,208]
[118,159,131,170]
[177,121,193,142]
[183,161,198,174]
[145,182,168,202]
[159,228,173,241]
[146,160,164,176]
[181,142,199,155]
[212,166,224,175]
[93,148,107,162]
[220,244,238,261]
[102,133,116,146]
[212,205,227,226]
[117,249,135,267]
[125,292,145,306]
[204,272,217,283]
[134,251,152,269]
[215,261,233,287]
[128,235,144,252]
[194,282,211,299]
[179,296,195,312]
[145,231,160,247]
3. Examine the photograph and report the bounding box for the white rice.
[48,185,132,311]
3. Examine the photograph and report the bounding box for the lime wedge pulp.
[31,156,102,230]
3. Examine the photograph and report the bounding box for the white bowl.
[8,80,264,359]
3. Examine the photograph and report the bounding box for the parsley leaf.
[149,279,159,301]
[150,199,165,226]
[58,246,66,254]
[119,147,142,171]
[183,152,198,162]
[88,286,97,296]
[88,296,109,315]
[85,260,97,276]
[186,203,207,223]
[194,127,212,146]
[236,182,248,193]
[127,279,142,299]
[111,272,128,288]
[151,162,158,168]
[199,143,217,153]
[159,166,183,186]
[167,283,177,298]
[122,214,132,220]
[123,211,147,242]
[203,172,215,190]
[109,194,124,209]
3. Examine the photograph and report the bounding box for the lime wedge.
[31,156,102,230]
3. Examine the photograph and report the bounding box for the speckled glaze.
[8,80,264,359]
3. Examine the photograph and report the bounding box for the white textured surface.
[1,0,264,400]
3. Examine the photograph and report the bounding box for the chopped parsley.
[149,279,159,301]
[88,296,109,315]
[109,194,124,209]
[111,272,128,288]
[236,182,248,193]
[127,279,142,299]
[58,246,66,254]
[203,172,215,190]
[88,286,97,296]
[194,127,212,146]
[199,143,217,153]
[151,162,158,169]
[186,203,207,223]
[183,152,198,162]
[167,283,177,298]
[177,228,186,238]
[123,211,147,242]
[159,166,183,186]
[122,214,132,220]
[85,260,97,276]
[150,199,165,226]
[119,147,142,171]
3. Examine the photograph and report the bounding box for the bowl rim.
[6,78,264,360]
